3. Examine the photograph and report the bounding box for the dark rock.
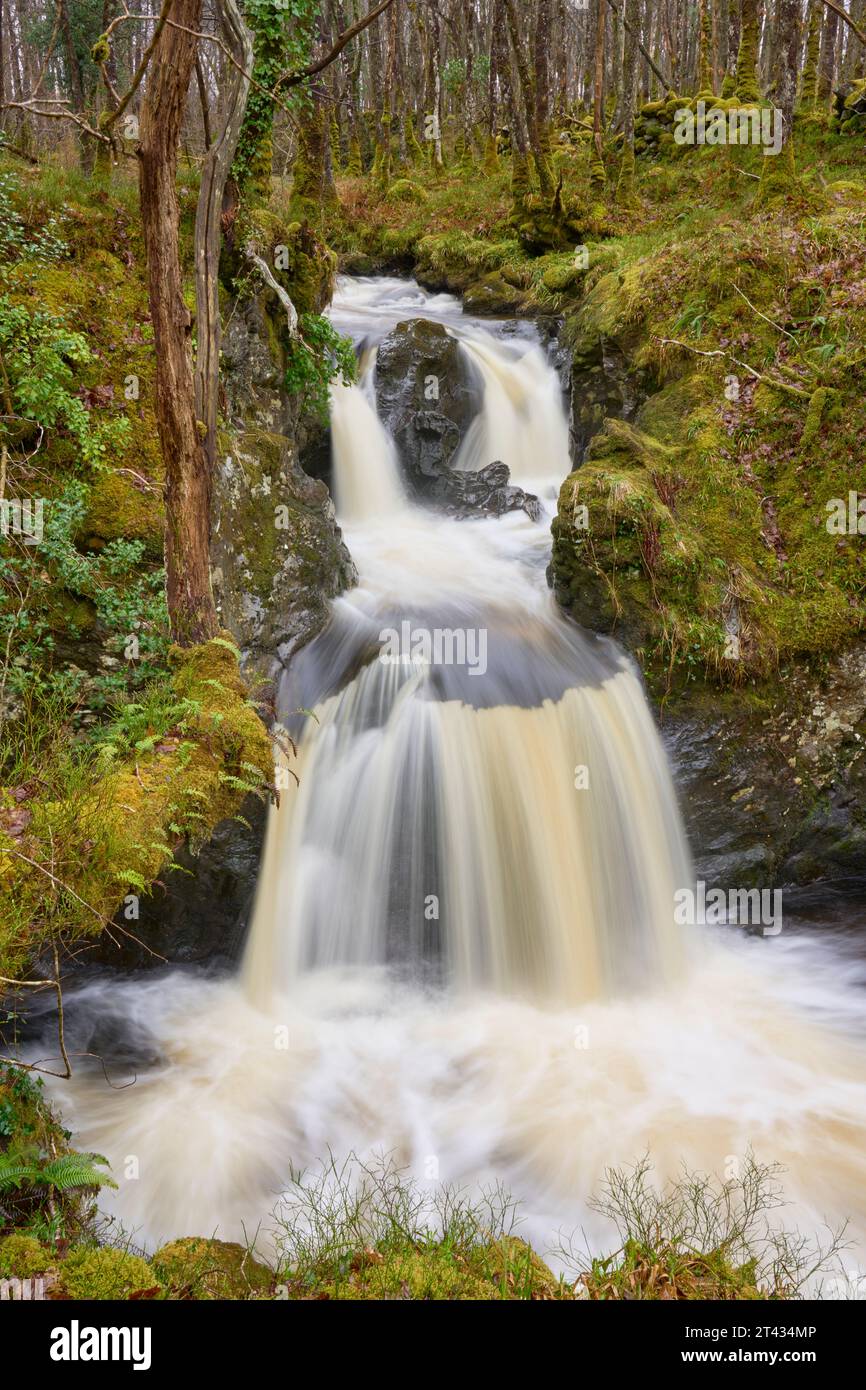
[662,645,866,889]
[566,319,650,463]
[430,461,542,521]
[90,796,268,972]
[214,293,356,680]
[373,317,539,520]
[375,317,482,467]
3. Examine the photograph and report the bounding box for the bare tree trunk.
[139,0,219,646]
[592,0,606,185]
[818,1,839,101]
[194,0,252,474]
[616,0,640,203]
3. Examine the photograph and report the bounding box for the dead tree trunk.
[138,0,219,646]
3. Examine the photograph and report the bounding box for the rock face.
[213,292,356,680]
[375,317,482,479]
[665,646,866,888]
[564,293,650,463]
[89,797,268,972]
[373,317,539,519]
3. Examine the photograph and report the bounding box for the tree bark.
[138,0,219,646]
[194,0,252,474]
[818,1,839,100]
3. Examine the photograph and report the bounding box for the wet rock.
[375,317,482,461]
[565,314,650,462]
[90,796,268,972]
[663,646,866,888]
[430,461,542,521]
[214,293,356,680]
[373,317,539,520]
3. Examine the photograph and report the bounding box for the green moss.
[0,635,272,980]
[153,1237,273,1299]
[800,385,830,451]
[60,1248,157,1300]
[386,179,428,203]
[0,1233,53,1278]
[292,1236,566,1301]
[80,470,163,559]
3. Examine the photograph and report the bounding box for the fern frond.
[39,1153,118,1192]
[0,1158,41,1192]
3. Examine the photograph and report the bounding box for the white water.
[45,278,866,1285]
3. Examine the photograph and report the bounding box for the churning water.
[45,278,866,1281]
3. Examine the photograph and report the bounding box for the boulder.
[214,292,357,680]
[373,317,539,520]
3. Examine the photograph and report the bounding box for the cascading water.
[44,276,866,1281]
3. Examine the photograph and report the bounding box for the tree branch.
[654,336,811,398]
[820,0,866,47]
[277,0,395,91]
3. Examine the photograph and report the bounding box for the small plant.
[0,1150,117,1197]
[270,1151,566,1300]
[557,1154,848,1300]
[284,313,356,421]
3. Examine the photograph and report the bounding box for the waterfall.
[330,375,405,522]
[243,612,690,1009]
[452,331,572,485]
[43,277,866,1274]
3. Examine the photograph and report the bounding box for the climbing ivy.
[233,0,320,200]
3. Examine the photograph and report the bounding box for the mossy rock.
[153,1238,273,1299]
[0,1233,53,1278]
[462,271,526,315]
[386,179,428,203]
[79,469,163,560]
[244,211,336,318]
[541,261,584,294]
[60,1248,157,1300]
[826,180,865,197]
[299,1236,566,1301]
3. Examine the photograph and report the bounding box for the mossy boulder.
[153,1237,273,1300]
[386,179,428,203]
[832,78,866,134]
[215,293,356,675]
[60,1248,157,1300]
[79,469,163,560]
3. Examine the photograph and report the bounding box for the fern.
[39,1153,117,1192]
[0,1158,38,1192]
[208,636,241,658]
[0,1151,116,1193]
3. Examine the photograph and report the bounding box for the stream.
[41,276,866,1285]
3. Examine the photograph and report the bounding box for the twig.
[103,0,176,134]
[730,282,800,345]
[1,846,168,962]
[277,0,395,92]
[654,336,811,398]
[821,0,866,48]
